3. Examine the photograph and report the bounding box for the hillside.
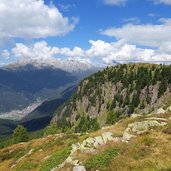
[0,112,170,171]
[53,63,171,132]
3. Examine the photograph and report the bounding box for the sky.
[0,0,171,66]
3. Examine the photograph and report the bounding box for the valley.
[1,1,171,170]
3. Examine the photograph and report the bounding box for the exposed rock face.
[122,132,135,141]
[71,132,116,154]
[127,120,167,134]
[102,132,114,143]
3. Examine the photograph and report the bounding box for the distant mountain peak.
[4,58,98,73]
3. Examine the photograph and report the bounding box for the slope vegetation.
[53,63,171,131]
[0,112,170,171]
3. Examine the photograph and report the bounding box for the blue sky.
[43,0,171,48]
[0,0,171,66]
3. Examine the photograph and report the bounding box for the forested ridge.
[53,63,171,132]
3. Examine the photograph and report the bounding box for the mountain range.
[0,59,98,115]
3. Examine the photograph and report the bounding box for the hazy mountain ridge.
[4,58,98,74]
[0,59,99,114]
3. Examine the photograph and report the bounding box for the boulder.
[122,132,135,141]
[85,137,95,146]
[102,132,114,143]
[113,137,121,142]
[73,165,86,171]
[66,156,80,166]
[71,143,80,154]
[93,136,104,147]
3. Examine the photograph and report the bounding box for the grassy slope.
[0,113,170,171]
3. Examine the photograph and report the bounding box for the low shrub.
[39,146,71,171]
[16,161,38,171]
[85,147,118,171]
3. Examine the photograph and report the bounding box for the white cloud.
[0,0,77,42]
[10,39,171,66]
[101,18,171,47]
[123,17,140,24]
[58,4,76,12]
[148,13,159,17]
[1,49,10,59]
[86,39,171,64]
[102,0,127,6]
[153,0,171,5]
[12,41,58,60]
[12,41,86,61]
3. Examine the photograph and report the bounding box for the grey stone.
[122,132,135,141]
[73,165,86,171]
[102,132,114,143]
[93,136,104,147]
[128,120,167,134]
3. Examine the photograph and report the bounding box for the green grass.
[16,161,38,171]
[39,146,71,171]
[0,147,30,162]
[85,147,118,171]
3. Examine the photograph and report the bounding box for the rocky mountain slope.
[53,63,171,132]
[0,112,170,171]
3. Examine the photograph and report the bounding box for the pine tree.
[12,125,29,143]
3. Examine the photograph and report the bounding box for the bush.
[16,161,38,171]
[12,125,29,143]
[44,124,58,136]
[85,147,118,171]
[106,111,120,125]
[75,116,100,133]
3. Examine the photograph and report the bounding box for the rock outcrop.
[127,120,167,135]
[50,116,169,171]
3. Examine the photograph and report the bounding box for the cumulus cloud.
[102,0,127,6]
[10,39,171,66]
[0,0,77,42]
[101,18,171,47]
[153,0,171,5]
[85,39,171,64]
[12,41,86,61]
